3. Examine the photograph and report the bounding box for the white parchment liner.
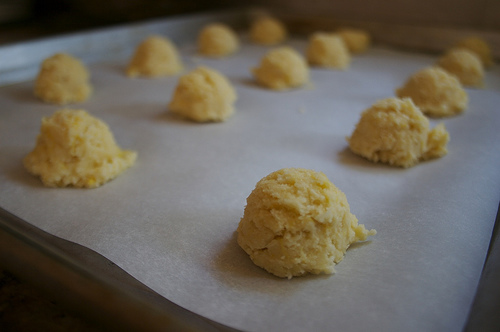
[0,31,499,332]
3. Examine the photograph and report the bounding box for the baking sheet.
[1,11,500,332]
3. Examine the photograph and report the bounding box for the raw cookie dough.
[338,28,371,54]
[237,168,376,279]
[24,109,137,188]
[347,98,449,168]
[127,35,183,78]
[437,48,484,87]
[34,53,92,105]
[252,47,309,90]
[249,16,287,45]
[168,66,237,122]
[306,32,350,69]
[197,23,239,57]
[454,37,494,69]
[395,67,468,117]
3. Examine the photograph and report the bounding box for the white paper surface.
[1,30,500,332]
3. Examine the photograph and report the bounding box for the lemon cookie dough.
[197,23,239,57]
[347,98,449,168]
[252,47,309,90]
[454,37,494,69]
[24,109,137,188]
[168,66,237,122]
[237,168,376,279]
[34,53,92,105]
[437,48,484,87]
[396,67,468,117]
[127,35,183,78]
[338,28,371,54]
[249,16,287,45]
[306,32,350,69]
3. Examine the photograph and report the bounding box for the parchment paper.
[1,15,500,331]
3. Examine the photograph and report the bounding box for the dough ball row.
[235,30,492,278]
[28,17,374,192]
[348,36,494,168]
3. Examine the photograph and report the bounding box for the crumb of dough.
[395,67,468,117]
[337,28,371,54]
[126,35,183,78]
[34,53,92,105]
[249,16,287,45]
[437,48,484,87]
[237,168,376,279]
[197,23,239,57]
[454,37,494,69]
[168,66,237,122]
[252,47,309,90]
[347,98,449,168]
[24,109,137,188]
[306,32,350,69]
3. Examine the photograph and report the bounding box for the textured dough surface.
[347,98,449,168]
[34,53,92,105]
[454,37,494,68]
[237,168,376,279]
[249,16,287,45]
[396,67,468,117]
[24,109,137,188]
[252,47,309,90]
[306,32,350,69]
[168,66,237,122]
[127,35,183,77]
[197,23,239,57]
[338,28,371,54]
[437,48,484,87]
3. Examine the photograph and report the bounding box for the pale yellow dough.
[306,32,350,69]
[347,98,449,168]
[249,16,287,45]
[197,23,239,57]
[168,66,237,122]
[454,37,494,69]
[437,48,484,87]
[338,28,371,54]
[252,47,309,90]
[24,109,137,188]
[34,53,92,105]
[127,35,183,78]
[396,67,468,117]
[237,168,376,279]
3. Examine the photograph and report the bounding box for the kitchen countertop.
[0,269,105,331]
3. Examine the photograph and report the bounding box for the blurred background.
[0,0,238,44]
[0,0,499,45]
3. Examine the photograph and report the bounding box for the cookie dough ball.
[338,28,371,54]
[250,16,287,45]
[454,37,494,69]
[237,168,376,279]
[306,32,350,69]
[347,98,449,168]
[34,53,92,105]
[24,109,137,188]
[197,23,239,57]
[126,35,183,78]
[168,66,237,122]
[252,47,309,90]
[395,67,468,117]
[437,48,484,87]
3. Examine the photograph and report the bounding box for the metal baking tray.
[1,8,499,331]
